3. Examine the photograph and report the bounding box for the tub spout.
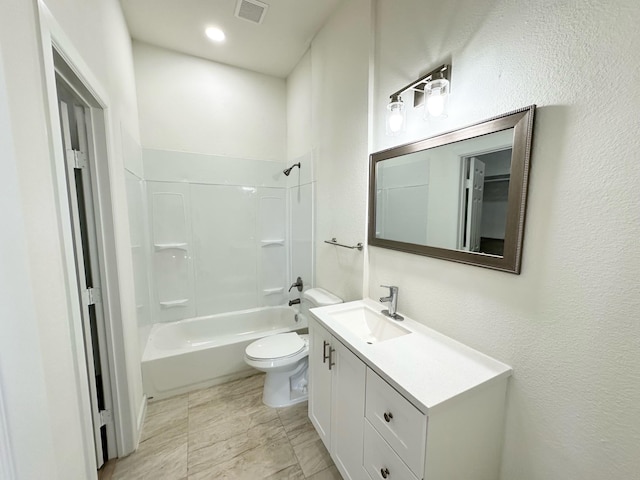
[288,299,301,306]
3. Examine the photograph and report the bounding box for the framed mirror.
[368,105,535,274]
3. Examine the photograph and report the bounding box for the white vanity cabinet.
[309,299,513,480]
[309,317,367,480]
[308,318,333,446]
[364,369,426,479]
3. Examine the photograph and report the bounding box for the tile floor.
[110,374,342,480]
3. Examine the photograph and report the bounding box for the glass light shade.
[386,97,406,135]
[425,78,449,118]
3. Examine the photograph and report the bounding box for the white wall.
[286,52,316,294]
[287,51,312,161]
[0,43,58,480]
[0,0,144,476]
[133,41,286,161]
[287,151,316,297]
[287,0,372,302]
[370,1,640,479]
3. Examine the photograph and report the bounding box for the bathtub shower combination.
[142,306,303,399]
[130,151,317,401]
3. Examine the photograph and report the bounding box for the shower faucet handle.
[289,276,303,292]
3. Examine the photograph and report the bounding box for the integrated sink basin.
[329,304,411,343]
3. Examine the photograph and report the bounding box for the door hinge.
[73,149,87,169]
[99,409,112,427]
[83,287,102,306]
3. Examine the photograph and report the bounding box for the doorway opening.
[53,49,118,470]
[459,148,513,254]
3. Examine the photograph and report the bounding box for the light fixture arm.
[389,64,451,108]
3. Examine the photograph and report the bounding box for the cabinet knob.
[380,467,390,478]
[383,411,393,423]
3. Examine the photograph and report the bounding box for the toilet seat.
[245,332,306,361]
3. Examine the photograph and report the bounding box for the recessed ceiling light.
[205,27,226,42]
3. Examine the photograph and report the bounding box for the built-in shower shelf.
[263,287,285,296]
[159,299,189,308]
[154,242,188,251]
[261,239,285,247]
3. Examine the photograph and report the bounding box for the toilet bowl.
[244,287,342,407]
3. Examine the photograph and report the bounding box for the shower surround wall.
[123,129,153,354]
[143,149,290,323]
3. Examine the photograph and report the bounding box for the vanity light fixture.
[385,64,451,135]
[424,75,449,118]
[385,94,406,136]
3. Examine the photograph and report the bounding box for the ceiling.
[120,0,344,78]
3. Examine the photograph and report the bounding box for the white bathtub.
[141,306,305,399]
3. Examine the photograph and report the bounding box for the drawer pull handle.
[322,341,330,363]
[380,467,390,478]
[328,347,336,370]
[383,411,393,422]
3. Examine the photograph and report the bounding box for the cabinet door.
[332,340,367,480]
[308,318,333,449]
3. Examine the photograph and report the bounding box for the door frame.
[456,143,513,251]
[58,96,118,467]
[37,1,139,473]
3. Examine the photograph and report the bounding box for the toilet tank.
[297,288,343,325]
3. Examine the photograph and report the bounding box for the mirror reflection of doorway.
[459,148,512,255]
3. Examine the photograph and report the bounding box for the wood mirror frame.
[368,105,536,274]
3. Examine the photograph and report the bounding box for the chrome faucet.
[379,285,404,320]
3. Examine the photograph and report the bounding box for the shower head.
[283,162,301,176]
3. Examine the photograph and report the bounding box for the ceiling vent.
[235,0,269,24]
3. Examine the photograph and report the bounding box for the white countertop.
[310,298,512,414]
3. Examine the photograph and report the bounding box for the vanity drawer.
[364,420,419,480]
[365,369,426,477]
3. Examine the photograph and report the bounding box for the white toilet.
[244,288,342,407]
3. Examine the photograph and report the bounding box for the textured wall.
[371,1,640,479]
[133,41,287,161]
[287,51,313,161]
[287,0,372,301]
